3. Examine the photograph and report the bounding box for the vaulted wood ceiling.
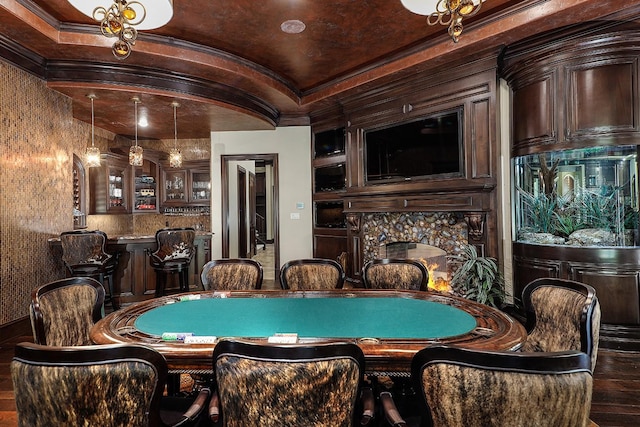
[1,0,638,139]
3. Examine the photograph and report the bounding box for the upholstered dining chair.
[405,345,594,427]
[200,258,263,290]
[60,229,119,309]
[30,277,105,346]
[362,258,429,291]
[149,227,196,297]
[521,277,601,370]
[211,339,374,427]
[11,342,210,427]
[279,258,345,290]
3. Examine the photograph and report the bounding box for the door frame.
[237,165,247,258]
[221,154,280,284]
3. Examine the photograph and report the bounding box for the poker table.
[90,289,526,375]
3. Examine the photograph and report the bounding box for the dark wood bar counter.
[49,232,212,307]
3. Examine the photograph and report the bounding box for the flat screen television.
[314,163,346,192]
[314,127,346,158]
[364,109,463,183]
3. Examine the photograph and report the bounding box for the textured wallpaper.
[0,60,211,327]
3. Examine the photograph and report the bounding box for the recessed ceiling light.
[281,20,306,34]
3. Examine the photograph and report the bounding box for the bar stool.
[59,230,119,310]
[149,227,196,297]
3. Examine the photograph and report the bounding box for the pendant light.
[169,101,183,168]
[68,0,174,60]
[129,96,143,166]
[85,94,101,167]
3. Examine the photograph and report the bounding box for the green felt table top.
[134,296,477,340]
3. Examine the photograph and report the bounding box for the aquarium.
[513,145,639,247]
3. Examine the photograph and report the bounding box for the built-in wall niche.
[315,201,346,228]
[314,127,345,158]
[364,109,463,184]
[314,163,346,193]
[73,154,86,229]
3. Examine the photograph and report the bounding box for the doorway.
[222,154,279,287]
[237,166,247,257]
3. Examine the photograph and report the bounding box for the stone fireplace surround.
[361,212,468,280]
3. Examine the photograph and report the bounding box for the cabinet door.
[190,170,211,204]
[162,170,188,204]
[89,154,130,214]
[133,159,159,213]
[107,164,129,213]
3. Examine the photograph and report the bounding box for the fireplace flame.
[422,259,450,293]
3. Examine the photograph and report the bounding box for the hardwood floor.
[1,335,638,426]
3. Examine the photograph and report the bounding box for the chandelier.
[401,0,484,43]
[85,94,101,167]
[68,1,174,59]
[169,102,183,168]
[129,96,143,166]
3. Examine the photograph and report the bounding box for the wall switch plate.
[290,212,300,220]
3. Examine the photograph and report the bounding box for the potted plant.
[449,244,506,308]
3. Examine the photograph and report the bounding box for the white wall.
[211,126,313,265]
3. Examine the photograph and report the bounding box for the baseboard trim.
[600,324,640,352]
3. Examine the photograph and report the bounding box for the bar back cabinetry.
[89,153,130,214]
[89,153,160,214]
[133,158,159,213]
[161,160,211,211]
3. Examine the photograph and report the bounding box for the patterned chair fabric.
[411,345,594,427]
[521,278,601,370]
[280,258,345,290]
[150,228,196,296]
[11,342,166,427]
[212,340,366,427]
[362,258,429,291]
[200,258,263,290]
[60,230,118,308]
[11,342,210,427]
[151,228,196,263]
[60,230,113,266]
[30,277,105,346]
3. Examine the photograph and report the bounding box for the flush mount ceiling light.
[68,0,173,59]
[280,19,306,34]
[401,0,484,43]
[169,102,183,168]
[85,94,101,167]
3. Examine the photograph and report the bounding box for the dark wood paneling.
[512,76,555,147]
[513,255,561,300]
[503,26,640,156]
[571,267,640,325]
[313,232,348,261]
[568,62,636,136]
[513,242,640,326]
[470,98,492,178]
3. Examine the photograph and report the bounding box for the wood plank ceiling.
[1,0,638,139]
